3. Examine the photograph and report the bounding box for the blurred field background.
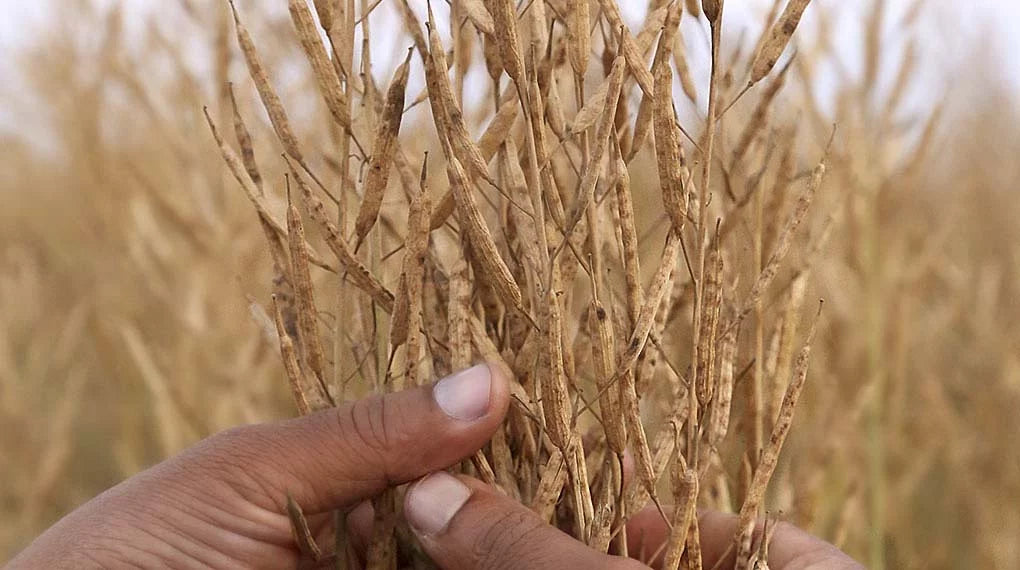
[1,0,1018,568]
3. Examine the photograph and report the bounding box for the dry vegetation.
[1,0,1018,568]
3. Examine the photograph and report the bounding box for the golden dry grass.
[1,1,1018,568]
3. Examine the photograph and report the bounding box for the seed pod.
[488,0,526,85]
[735,304,822,570]
[653,54,689,233]
[228,1,305,163]
[732,59,792,163]
[631,1,682,157]
[695,242,723,405]
[355,49,413,249]
[706,328,739,452]
[750,0,813,86]
[445,155,526,315]
[312,0,333,32]
[482,31,504,81]
[286,191,332,405]
[426,6,499,187]
[530,449,568,522]
[590,299,626,455]
[567,0,590,80]
[538,274,571,451]
[524,59,567,228]
[560,56,626,245]
[594,0,655,97]
[286,158,396,312]
[618,229,682,375]
[403,163,433,388]
[612,145,643,327]
[272,296,314,416]
[365,488,397,570]
[686,0,702,18]
[735,155,827,328]
[286,493,322,561]
[478,97,521,160]
[288,0,350,130]
[458,0,495,35]
[662,455,698,569]
[227,85,262,193]
[204,109,284,233]
[702,0,721,25]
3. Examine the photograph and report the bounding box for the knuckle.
[334,395,416,480]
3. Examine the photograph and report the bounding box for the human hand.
[8,362,862,569]
[396,472,863,569]
[8,364,508,569]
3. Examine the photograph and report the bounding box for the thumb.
[183,363,509,514]
[404,474,649,570]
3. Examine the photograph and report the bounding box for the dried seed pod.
[686,0,702,18]
[567,0,590,80]
[354,49,413,249]
[288,0,350,130]
[286,493,323,561]
[488,0,526,85]
[732,60,792,163]
[525,58,567,227]
[750,0,813,86]
[559,56,626,246]
[458,0,496,35]
[662,456,698,569]
[445,155,526,315]
[227,84,262,192]
[695,241,723,405]
[702,0,721,25]
[653,53,689,233]
[735,154,827,328]
[286,190,332,405]
[595,0,655,97]
[619,230,682,374]
[204,107,284,235]
[706,328,739,452]
[273,296,315,415]
[734,304,822,570]
[768,272,808,431]
[538,273,572,451]
[531,449,568,522]
[312,0,334,32]
[228,1,305,162]
[286,158,396,312]
[590,298,626,455]
[611,143,643,326]
[477,97,521,160]
[426,7,499,188]
[397,161,433,388]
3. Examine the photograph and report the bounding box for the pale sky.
[2,0,1019,142]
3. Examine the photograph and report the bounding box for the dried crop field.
[1,0,1018,568]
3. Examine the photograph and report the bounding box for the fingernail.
[406,472,472,536]
[434,364,492,421]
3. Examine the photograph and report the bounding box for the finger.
[697,511,863,569]
[404,474,649,570]
[627,506,864,570]
[188,363,509,514]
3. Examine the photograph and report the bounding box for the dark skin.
[7,364,862,569]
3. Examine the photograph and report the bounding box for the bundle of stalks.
[13,0,1020,568]
[208,1,831,567]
